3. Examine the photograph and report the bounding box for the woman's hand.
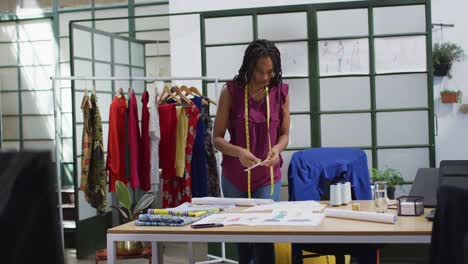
[238,148,260,168]
[262,147,280,167]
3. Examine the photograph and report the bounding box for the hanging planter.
[432,42,464,77]
[433,63,452,76]
[440,90,462,104]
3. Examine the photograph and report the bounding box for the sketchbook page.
[324,208,398,224]
[192,197,274,206]
[243,201,326,213]
[193,211,324,226]
[319,38,369,76]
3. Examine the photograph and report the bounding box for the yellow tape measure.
[244,85,274,198]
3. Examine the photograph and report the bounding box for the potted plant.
[432,42,464,77]
[112,180,155,255]
[440,89,463,104]
[370,167,405,199]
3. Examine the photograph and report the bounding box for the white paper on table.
[193,211,324,226]
[324,208,398,224]
[243,201,326,213]
[192,197,274,207]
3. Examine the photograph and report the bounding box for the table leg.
[152,242,158,264]
[187,242,194,263]
[107,235,115,264]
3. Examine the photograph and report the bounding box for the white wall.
[432,0,468,164]
[171,0,468,167]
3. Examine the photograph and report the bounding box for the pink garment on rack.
[139,91,151,191]
[128,90,141,189]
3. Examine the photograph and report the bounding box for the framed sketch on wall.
[319,38,369,76]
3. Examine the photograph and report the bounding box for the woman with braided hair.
[213,39,290,263]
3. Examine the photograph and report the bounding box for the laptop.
[409,168,440,208]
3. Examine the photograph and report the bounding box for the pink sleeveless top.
[222,80,288,192]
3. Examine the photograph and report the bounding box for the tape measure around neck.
[244,85,274,199]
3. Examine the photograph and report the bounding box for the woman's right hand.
[237,148,260,168]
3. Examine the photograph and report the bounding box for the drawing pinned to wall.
[374,36,426,73]
[319,38,369,76]
[277,42,309,77]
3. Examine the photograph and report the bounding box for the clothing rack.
[50,75,234,264]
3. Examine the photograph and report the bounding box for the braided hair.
[233,39,282,88]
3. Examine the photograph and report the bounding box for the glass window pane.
[95,0,126,5]
[376,74,428,109]
[0,22,17,42]
[132,67,145,94]
[205,16,253,45]
[72,29,92,59]
[135,17,169,30]
[0,43,18,66]
[75,125,83,156]
[19,41,54,65]
[135,31,169,41]
[377,111,428,146]
[20,0,52,9]
[375,36,426,73]
[364,149,373,173]
[374,5,426,35]
[20,66,53,90]
[73,60,93,94]
[146,57,170,77]
[59,12,92,37]
[0,67,19,89]
[1,92,19,115]
[321,113,371,147]
[60,63,71,87]
[135,4,168,16]
[21,91,54,115]
[319,39,369,76]
[102,123,109,153]
[378,148,429,181]
[94,33,111,62]
[131,42,145,67]
[61,88,72,113]
[280,150,295,186]
[317,9,368,38]
[114,65,130,89]
[74,92,85,123]
[258,12,307,40]
[60,37,70,62]
[61,113,73,138]
[114,39,129,64]
[94,63,112,92]
[285,78,309,113]
[206,45,246,79]
[2,117,20,140]
[62,138,73,163]
[146,43,170,56]
[59,0,91,8]
[289,114,311,148]
[96,93,112,123]
[95,19,128,33]
[18,19,53,41]
[277,42,308,77]
[22,116,54,139]
[320,77,370,111]
[23,140,55,162]
[2,141,20,151]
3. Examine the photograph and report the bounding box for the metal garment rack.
[50,75,235,264]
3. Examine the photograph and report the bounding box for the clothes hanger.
[189,86,217,106]
[116,87,124,98]
[84,87,92,109]
[158,85,180,105]
[179,85,192,97]
[171,85,192,105]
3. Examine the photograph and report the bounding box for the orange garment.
[106,96,128,192]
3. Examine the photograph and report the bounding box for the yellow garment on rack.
[175,106,188,177]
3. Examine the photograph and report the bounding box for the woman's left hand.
[262,148,280,167]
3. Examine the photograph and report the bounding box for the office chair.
[430,185,468,264]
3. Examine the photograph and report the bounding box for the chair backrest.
[439,160,468,190]
[430,185,468,264]
[409,168,439,207]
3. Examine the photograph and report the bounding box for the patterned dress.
[84,94,107,211]
[201,100,220,197]
[80,94,92,194]
[162,102,199,208]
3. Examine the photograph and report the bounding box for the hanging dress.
[191,97,208,198]
[201,98,220,197]
[148,92,161,193]
[106,95,128,192]
[128,90,141,189]
[139,91,151,191]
